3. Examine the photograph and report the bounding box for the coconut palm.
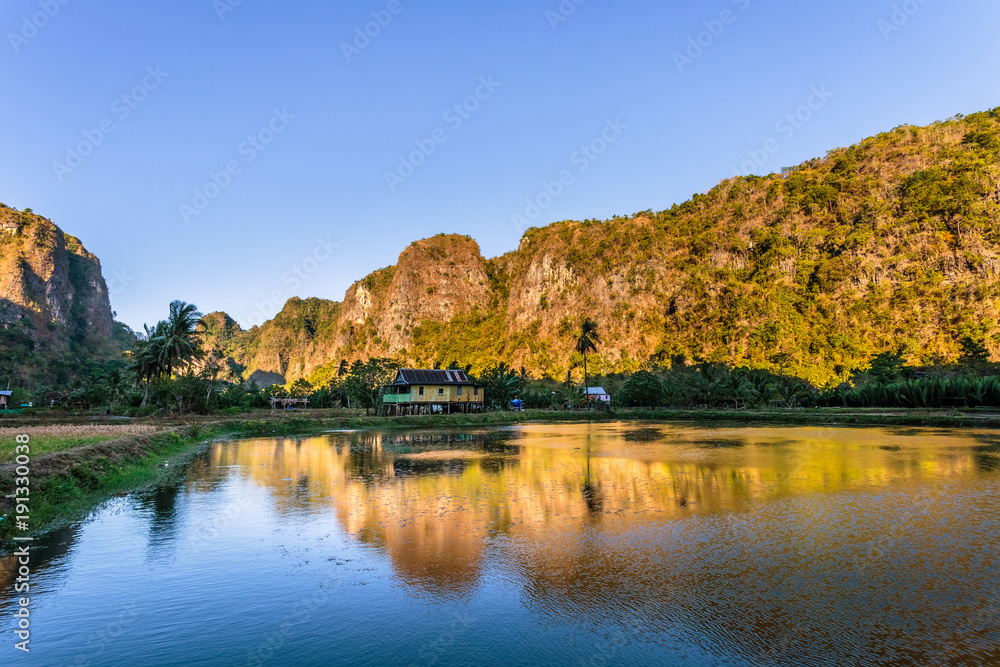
[158,300,204,377]
[574,318,600,410]
[337,359,349,378]
[128,321,168,406]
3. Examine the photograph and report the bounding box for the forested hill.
[6,109,997,391]
[201,108,1000,387]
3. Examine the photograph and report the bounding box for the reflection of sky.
[3,424,1000,666]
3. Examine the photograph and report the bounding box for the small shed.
[586,387,611,403]
[46,391,67,407]
[270,397,309,410]
[0,391,12,410]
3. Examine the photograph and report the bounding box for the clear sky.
[1,0,998,331]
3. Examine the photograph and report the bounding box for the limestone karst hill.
[203,109,1000,386]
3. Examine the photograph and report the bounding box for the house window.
[474,386,478,396]
[457,386,462,396]
[438,387,444,396]
[419,386,424,396]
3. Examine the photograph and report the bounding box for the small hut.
[0,391,12,410]
[270,397,309,411]
[585,387,611,404]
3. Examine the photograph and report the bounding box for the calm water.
[3,423,1000,666]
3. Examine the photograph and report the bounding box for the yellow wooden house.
[382,368,484,415]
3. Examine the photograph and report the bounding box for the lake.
[3,422,1000,666]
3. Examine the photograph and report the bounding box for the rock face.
[334,234,490,353]
[215,235,490,382]
[210,109,1000,385]
[0,205,119,383]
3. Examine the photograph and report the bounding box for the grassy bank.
[2,407,999,547]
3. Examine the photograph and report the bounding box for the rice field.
[0,424,163,463]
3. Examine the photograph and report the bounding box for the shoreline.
[2,408,999,547]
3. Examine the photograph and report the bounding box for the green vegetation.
[574,318,600,408]
[322,108,1000,386]
[7,109,1000,410]
[0,435,113,463]
[342,358,397,414]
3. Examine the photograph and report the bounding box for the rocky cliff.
[0,205,122,385]
[208,108,1000,386]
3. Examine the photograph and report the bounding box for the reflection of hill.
[182,424,994,615]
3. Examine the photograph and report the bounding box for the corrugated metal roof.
[396,369,474,385]
[585,387,607,394]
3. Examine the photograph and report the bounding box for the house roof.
[0,391,12,396]
[585,387,608,395]
[394,369,474,385]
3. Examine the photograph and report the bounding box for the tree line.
[8,301,999,415]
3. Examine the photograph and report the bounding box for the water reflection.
[4,423,1000,666]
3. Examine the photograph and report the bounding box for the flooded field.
[3,423,1000,666]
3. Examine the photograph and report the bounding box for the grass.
[0,424,163,462]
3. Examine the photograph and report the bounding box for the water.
[3,423,1000,666]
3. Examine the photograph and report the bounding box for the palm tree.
[158,300,204,377]
[129,322,168,406]
[336,359,350,408]
[574,318,600,410]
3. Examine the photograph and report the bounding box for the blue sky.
[1,0,998,331]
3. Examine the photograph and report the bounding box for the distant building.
[382,368,484,415]
[0,391,11,410]
[585,387,611,403]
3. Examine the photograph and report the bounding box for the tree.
[959,336,990,367]
[344,358,397,415]
[574,318,600,410]
[477,362,522,411]
[337,359,349,378]
[615,370,663,409]
[159,300,204,377]
[128,321,168,406]
[856,352,907,386]
[290,378,313,397]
